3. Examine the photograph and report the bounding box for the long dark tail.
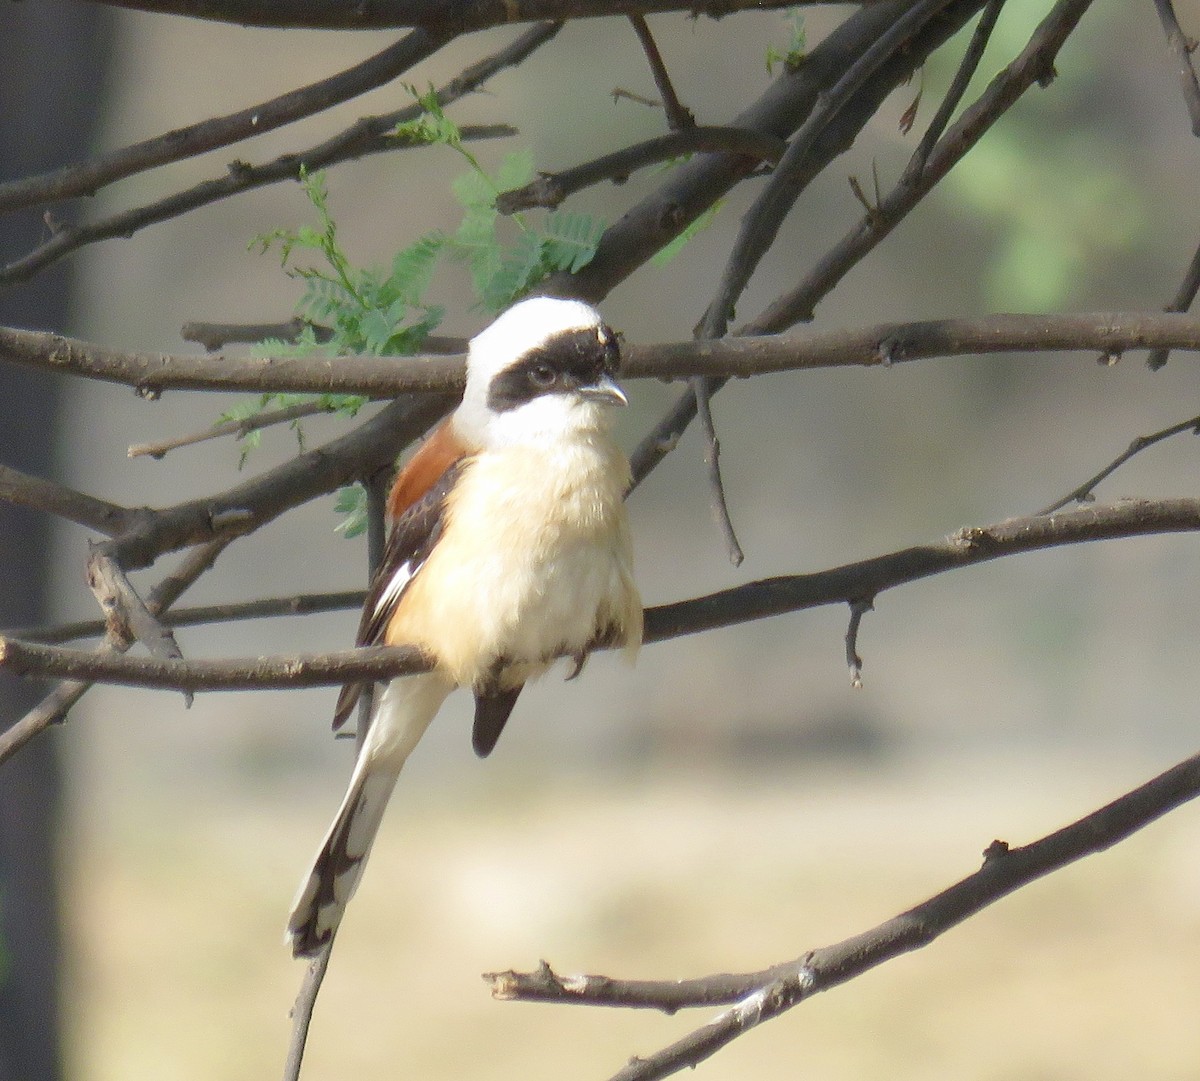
[287,673,450,957]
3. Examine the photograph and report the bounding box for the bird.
[287,296,642,957]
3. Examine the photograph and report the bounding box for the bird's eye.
[529,363,557,389]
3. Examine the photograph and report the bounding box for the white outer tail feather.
[287,673,452,956]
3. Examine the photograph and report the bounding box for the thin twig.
[5,589,366,645]
[844,597,874,688]
[282,942,335,1081]
[1152,0,1200,136]
[1036,413,1200,515]
[904,0,1006,179]
[1146,239,1200,369]
[690,376,743,565]
[128,400,337,460]
[628,15,694,130]
[488,746,1200,1081]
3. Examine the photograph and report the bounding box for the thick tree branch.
[0,463,139,535]
[550,0,987,304]
[0,29,453,213]
[488,746,1200,1081]
[494,127,785,213]
[101,392,454,571]
[5,497,1200,692]
[9,312,1200,395]
[71,0,814,31]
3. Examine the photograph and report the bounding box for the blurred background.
[4,1,1200,1078]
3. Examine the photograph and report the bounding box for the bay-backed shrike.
[288,296,642,957]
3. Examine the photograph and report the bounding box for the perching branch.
[6,497,1200,695]
[487,745,1200,1081]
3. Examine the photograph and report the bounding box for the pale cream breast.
[385,438,641,689]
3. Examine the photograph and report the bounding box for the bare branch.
[1036,412,1200,515]
[494,127,785,213]
[0,463,136,535]
[904,0,1005,177]
[7,498,1200,694]
[71,0,813,31]
[283,943,335,1081]
[699,0,957,340]
[128,399,336,460]
[0,20,561,287]
[553,0,986,303]
[488,747,1200,1081]
[0,538,232,766]
[86,550,184,661]
[691,376,743,565]
[1146,238,1200,369]
[0,637,428,690]
[1152,0,1200,136]
[15,312,1200,398]
[628,15,694,130]
[0,29,453,213]
[5,589,366,645]
[747,0,1096,334]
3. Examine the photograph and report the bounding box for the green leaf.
[651,201,723,266]
[542,211,606,273]
[334,483,369,538]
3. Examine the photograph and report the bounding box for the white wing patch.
[372,560,415,622]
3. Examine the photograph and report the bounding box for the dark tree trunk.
[0,5,116,1080]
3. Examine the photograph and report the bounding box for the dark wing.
[472,685,524,758]
[331,460,466,730]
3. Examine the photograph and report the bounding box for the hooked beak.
[578,373,628,407]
